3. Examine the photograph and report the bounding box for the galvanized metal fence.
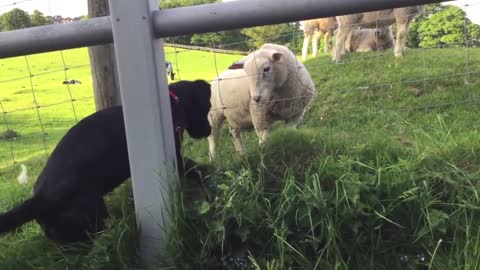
[0,0,463,265]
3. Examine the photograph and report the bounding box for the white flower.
[17,164,28,185]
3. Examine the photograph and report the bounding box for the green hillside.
[0,47,479,270]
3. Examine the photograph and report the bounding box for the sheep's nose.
[253,95,261,103]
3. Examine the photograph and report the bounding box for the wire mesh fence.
[0,0,479,172]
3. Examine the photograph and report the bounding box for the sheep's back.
[210,69,253,129]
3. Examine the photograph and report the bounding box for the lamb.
[344,27,395,53]
[208,43,315,159]
[301,17,337,61]
[332,6,425,62]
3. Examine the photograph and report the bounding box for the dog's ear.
[193,80,211,98]
[181,80,212,139]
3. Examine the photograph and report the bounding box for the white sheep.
[208,43,315,159]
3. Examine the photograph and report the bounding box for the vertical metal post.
[108,0,176,266]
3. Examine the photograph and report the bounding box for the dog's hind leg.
[0,197,39,234]
[39,195,108,243]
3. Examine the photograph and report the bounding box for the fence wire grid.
[0,0,479,171]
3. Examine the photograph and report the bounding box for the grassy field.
[0,46,479,269]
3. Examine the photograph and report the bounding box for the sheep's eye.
[263,67,271,73]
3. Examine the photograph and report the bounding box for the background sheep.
[332,6,425,62]
[301,17,337,61]
[208,43,315,159]
[345,27,395,53]
[165,61,175,81]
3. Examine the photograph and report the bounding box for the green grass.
[0,46,240,169]
[1,46,480,269]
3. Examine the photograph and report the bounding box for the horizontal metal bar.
[0,17,112,58]
[153,0,451,37]
[0,0,451,59]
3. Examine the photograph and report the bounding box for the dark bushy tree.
[418,5,470,48]
[30,10,46,27]
[406,4,480,48]
[468,23,480,47]
[159,0,217,9]
[45,15,54,25]
[241,23,297,50]
[191,30,248,51]
[159,0,222,46]
[1,8,31,31]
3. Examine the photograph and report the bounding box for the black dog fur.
[0,80,211,243]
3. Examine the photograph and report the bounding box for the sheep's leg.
[323,31,331,53]
[207,112,224,161]
[332,26,353,62]
[394,18,411,57]
[312,31,322,57]
[286,110,306,128]
[229,127,246,154]
[251,106,272,145]
[301,34,311,61]
[255,127,271,145]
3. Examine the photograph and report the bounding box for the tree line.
[1,2,479,49]
[0,9,52,31]
[0,8,88,32]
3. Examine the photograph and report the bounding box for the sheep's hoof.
[394,52,405,57]
[332,59,344,64]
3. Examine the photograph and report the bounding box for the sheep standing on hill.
[301,17,337,61]
[165,61,175,81]
[345,27,395,53]
[208,43,315,159]
[332,6,425,62]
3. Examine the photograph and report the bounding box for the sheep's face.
[375,27,390,40]
[243,49,287,104]
[375,27,394,50]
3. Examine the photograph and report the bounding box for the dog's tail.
[0,197,38,233]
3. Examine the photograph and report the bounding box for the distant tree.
[159,0,217,9]
[45,15,54,25]
[241,23,295,49]
[191,30,248,50]
[406,4,446,48]
[468,22,480,47]
[159,0,222,46]
[418,5,472,48]
[30,10,47,27]
[1,8,31,31]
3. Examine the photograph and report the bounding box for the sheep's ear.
[229,62,244,69]
[271,52,283,62]
[228,57,246,69]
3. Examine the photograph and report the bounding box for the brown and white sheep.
[301,17,337,61]
[345,27,395,53]
[332,6,425,62]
